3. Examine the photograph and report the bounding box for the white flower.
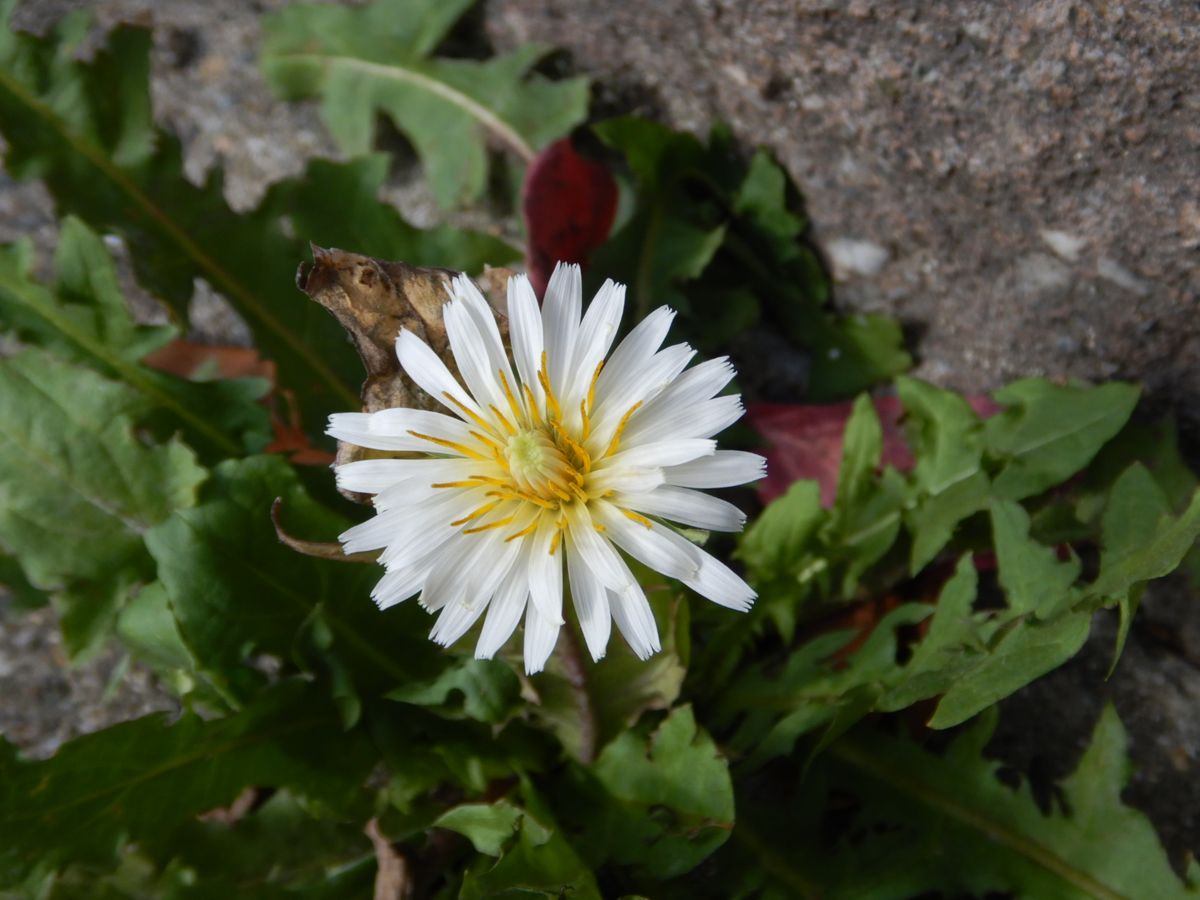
[328,263,765,674]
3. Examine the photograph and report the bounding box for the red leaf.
[748,395,999,506]
[523,138,618,298]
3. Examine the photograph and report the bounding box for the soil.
[1,0,1197,870]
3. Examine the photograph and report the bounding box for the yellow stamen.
[487,488,556,510]
[549,529,563,555]
[468,429,503,454]
[504,521,539,542]
[594,522,607,533]
[431,479,485,490]
[586,360,604,416]
[451,499,501,527]
[579,399,591,440]
[623,509,653,529]
[602,401,644,458]
[463,515,515,535]
[408,430,490,461]
[538,350,562,422]
[442,391,499,437]
[498,370,526,427]
[521,384,543,425]
[489,404,517,435]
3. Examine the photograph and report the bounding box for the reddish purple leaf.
[748,395,999,505]
[522,138,618,298]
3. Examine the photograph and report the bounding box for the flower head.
[328,264,765,673]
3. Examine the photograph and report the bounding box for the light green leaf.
[991,499,1081,618]
[928,610,1091,729]
[738,480,825,586]
[898,376,990,570]
[985,379,1140,500]
[0,350,205,656]
[261,0,588,208]
[0,218,270,457]
[435,801,526,857]
[0,682,376,879]
[387,657,522,724]
[585,705,734,879]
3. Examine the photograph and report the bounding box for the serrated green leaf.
[0,13,516,437]
[387,657,521,724]
[144,455,445,704]
[1086,463,1200,605]
[0,681,376,880]
[457,787,601,900]
[718,707,1197,899]
[991,499,1081,618]
[436,801,526,857]
[0,349,205,656]
[985,379,1140,500]
[0,218,270,458]
[261,0,588,209]
[928,610,1091,729]
[898,376,990,570]
[575,706,734,880]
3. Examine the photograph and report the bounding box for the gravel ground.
[1,0,1197,867]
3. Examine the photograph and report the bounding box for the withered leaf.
[297,245,513,502]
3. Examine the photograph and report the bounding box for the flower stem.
[558,623,597,765]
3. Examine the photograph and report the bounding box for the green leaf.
[720,707,1197,899]
[387,657,522,724]
[738,480,825,583]
[0,14,516,436]
[990,499,1081,618]
[144,455,445,704]
[985,379,1140,500]
[582,705,734,879]
[898,376,990,570]
[592,118,909,397]
[261,0,588,208]
[457,787,602,900]
[0,349,205,656]
[1086,464,1200,604]
[0,218,270,458]
[436,801,526,857]
[0,681,376,879]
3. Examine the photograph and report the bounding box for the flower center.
[505,428,585,503]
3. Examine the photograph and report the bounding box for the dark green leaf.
[387,657,522,724]
[261,0,588,208]
[0,682,376,878]
[144,455,445,703]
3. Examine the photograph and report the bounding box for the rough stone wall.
[489,0,1200,434]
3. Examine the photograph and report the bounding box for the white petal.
[663,450,767,489]
[527,519,565,625]
[601,438,716,470]
[419,525,513,613]
[429,597,489,647]
[590,343,696,442]
[523,602,562,674]
[476,565,528,660]
[594,502,701,581]
[564,502,633,592]
[685,548,757,612]
[622,394,744,445]
[371,490,480,559]
[371,555,436,609]
[563,279,624,410]
[648,356,736,408]
[619,485,747,532]
[566,539,611,661]
[443,299,507,414]
[541,262,582,397]
[587,465,665,496]
[507,275,544,410]
[450,274,512,382]
[609,580,661,660]
[327,408,476,454]
[396,329,484,420]
[594,305,675,402]
[335,457,479,495]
